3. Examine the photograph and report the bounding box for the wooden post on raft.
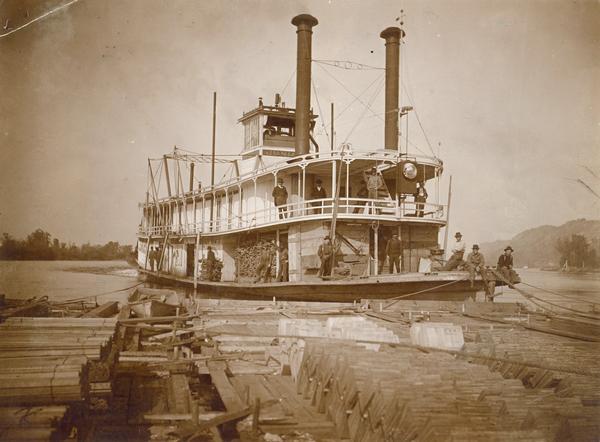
[443,175,453,257]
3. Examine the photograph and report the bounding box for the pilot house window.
[244,117,260,150]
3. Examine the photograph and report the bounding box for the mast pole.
[210,92,217,230]
[211,91,217,187]
[443,175,453,256]
[330,102,334,151]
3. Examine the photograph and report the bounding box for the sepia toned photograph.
[0,0,599,440]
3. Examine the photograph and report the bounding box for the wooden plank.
[82,301,119,318]
[207,361,245,412]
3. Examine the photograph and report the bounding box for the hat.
[392,233,398,237]
[324,235,330,240]
[277,177,283,183]
[455,232,462,238]
[316,178,322,184]
[504,246,513,252]
[472,244,479,250]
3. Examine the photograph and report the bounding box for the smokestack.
[380,27,404,150]
[292,14,318,156]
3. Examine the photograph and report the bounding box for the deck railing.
[140,197,445,237]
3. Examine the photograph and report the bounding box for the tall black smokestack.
[292,14,318,156]
[380,27,404,150]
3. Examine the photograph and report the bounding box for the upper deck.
[138,148,446,238]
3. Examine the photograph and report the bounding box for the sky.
[0,0,598,246]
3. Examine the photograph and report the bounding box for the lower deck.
[138,268,484,302]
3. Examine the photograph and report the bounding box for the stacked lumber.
[295,339,600,441]
[0,406,72,441]
[0,317,118,405]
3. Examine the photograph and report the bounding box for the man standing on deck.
[149,246,156,271]
[277,245,289,282]
[206,246,216,281]
[386,233,402,274]
[255,241,275,283]
[272,178,288,219]
[317,235,333,278]
[311,179,327,214]
[442,232,466,271]
[353,180,369,213]
[466,244,485,288]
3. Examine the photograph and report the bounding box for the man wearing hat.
[442,232,466,271]
[311,178,327,214]
[272,177,288,219]
[317,235,334,277]
[497,246,514,281]
[466,244,485,288]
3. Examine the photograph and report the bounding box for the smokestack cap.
[292,14,318,28]
[380,27,405,40]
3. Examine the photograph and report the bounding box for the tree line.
[555,234,599,269]
[0,229,134,261]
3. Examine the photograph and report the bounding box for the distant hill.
[479,219,600,268]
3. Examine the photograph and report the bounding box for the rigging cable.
[0,0,81,38]
[280,69,296,98]
[342,75,385,144]
[313,59,384,71]
[316,63,382,122]
[311,78,330,148]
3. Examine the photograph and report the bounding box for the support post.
[163,155,172,197]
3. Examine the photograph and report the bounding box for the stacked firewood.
[234,241,274,278]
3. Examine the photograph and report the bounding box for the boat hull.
[138,269,482,302]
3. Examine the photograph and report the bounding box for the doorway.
[186,244,195,277]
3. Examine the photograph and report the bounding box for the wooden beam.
[81,301,119,318]
[207,361,245,412]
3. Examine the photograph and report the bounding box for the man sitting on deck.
[497,245,517,286]
[442,232,466,271]
[466,244,485,288]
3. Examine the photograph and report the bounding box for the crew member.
[386,233,402,274]
[497,246,514,282]
[442,232,466,270]
[353,180,369,213]
[277,245,289,282]
[364,167,384,199]
[414,182,428,217]
[311,179,327,214]
[149,246,156,271]
[255,241,274,283]
[317,235,333,278]
[272,178,288,219]
[206,246,216,281]
[466,244,485,288]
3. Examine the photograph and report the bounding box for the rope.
[494,272,600,321]
[520,281,600,307]
[280,69,296,98]
[0,0,81,38]
[382,276,469,310]
[52,281,144,305]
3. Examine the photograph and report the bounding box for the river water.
[0,261,599,310]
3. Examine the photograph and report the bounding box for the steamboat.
[135,15,495,302]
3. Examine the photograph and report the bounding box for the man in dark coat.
[277,245,289,282]
[386,233,402,274]
[413,182,428,217]
[311,178,327,214]
[317,235,333,278]
[497,246,514,282]
[206,246,216,280]
[466,244,485,288]
[255,242,275,283]
[353,180,369,213]
[272,178,288,219]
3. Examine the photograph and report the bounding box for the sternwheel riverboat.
[135,14,492,302]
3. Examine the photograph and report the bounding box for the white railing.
[140,197,445,236]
